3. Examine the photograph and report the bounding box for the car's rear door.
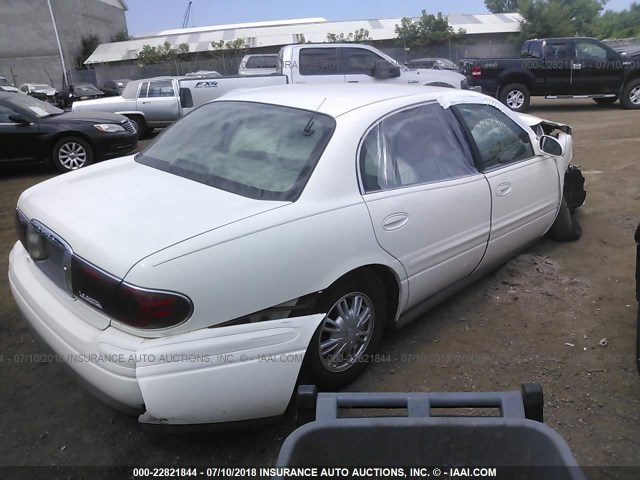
[454,103,561,268]
[291,47,346,84]
[137,80,180,126]
[360,102,491,310]
[543,39,574,95]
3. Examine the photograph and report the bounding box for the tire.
[126,115,148,138]
[621,78,640,109]
[499,83,531,112]
[549,197,582,241]
[305,271,387,389]
[593,97,617,105]
[52,136,93,173]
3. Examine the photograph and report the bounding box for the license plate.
[80,96,89,100]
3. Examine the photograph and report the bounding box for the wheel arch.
[49,131,93,154]
[498,75,533,95]
[325,263,403,329]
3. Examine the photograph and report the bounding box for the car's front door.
[360,102,491,309]
[571,39,624,96]
[0,103,40,164]
[137,80,180,126]
[454,103,561,268]
[342,47,394,84]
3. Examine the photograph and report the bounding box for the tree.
[516,0,607,42]
[395,11,466,48]
[111,29,131,42]
[178,42,190,54]
[75,34,101,68]
[136,41,177,64]
[485,0,519,13]
[594,2,640,38]
[326,28,372,43]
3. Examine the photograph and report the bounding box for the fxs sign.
[194,81,218,88]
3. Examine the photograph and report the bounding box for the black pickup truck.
[461,37,640,112]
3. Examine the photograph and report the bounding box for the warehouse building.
[0,0,127,89]
[85,13,522,73]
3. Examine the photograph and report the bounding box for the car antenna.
[303,98,326,136]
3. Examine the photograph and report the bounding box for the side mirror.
[539,135,563,156]
[9,113,30,125]
[373,61,400,80]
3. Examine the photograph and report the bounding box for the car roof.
[217,84,475,117]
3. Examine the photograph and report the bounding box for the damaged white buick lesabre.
[8,84,585,425]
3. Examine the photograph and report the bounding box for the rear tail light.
[472,65,482,78]
[15,209,28,247]
[71,255,193,329]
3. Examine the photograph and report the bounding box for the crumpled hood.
[17,157,288,278]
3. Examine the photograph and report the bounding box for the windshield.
[0,78,10,86]
[74,84,101,94]
[437,59,458,69]
[6,94,63,117]
[137,101,335,201]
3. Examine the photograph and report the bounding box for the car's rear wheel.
[499,83,530,112]
[593,97,617,105]
[53,137,93,173]
[305,272,387,389]
[621,79,640,109]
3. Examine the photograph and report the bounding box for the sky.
[124,0,637,36]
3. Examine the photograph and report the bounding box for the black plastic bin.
[275,384,586,480]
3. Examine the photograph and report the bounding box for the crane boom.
[182,1,192,29]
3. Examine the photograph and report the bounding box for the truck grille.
[121,119,136,133]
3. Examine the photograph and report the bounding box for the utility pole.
[47,0,69,87]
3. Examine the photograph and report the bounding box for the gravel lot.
[1,98,639,476]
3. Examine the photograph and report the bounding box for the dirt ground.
[0,98,639,477]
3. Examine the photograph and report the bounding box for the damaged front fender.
[135,314,325,425]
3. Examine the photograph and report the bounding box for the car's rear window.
[245,56,278,69]
[136,101,335,201]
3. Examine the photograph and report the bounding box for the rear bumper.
[9,242,145,412]
[8,241,324,425]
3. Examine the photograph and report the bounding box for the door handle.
[496,183,512,197]
[347,80,359,83]
[382,213,409,231]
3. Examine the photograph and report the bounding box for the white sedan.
[9,84,584,425]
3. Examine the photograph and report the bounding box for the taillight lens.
[472,65,482,78]
[15,209,28,247]
[110,283,193,329]
[71,255,193,329]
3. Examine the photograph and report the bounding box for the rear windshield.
[74,84,101,93]
[245,55,278,69]
[136,101,335,201]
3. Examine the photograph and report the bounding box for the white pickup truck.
[73,43,470,135]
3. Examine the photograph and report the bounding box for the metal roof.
[85,13,523,64]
